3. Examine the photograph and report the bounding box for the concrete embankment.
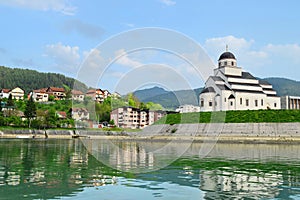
[0,129,127,139]
[139,123,300,143]
[1,123,300,143]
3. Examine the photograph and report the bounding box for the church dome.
[218,51,236,61]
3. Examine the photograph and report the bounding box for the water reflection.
[0,139,300,199]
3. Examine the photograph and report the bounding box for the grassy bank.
[155,109,300,124]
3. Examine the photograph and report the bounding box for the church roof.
[211,76,224,81]
[228,94,235,99]
[226,72,257,80]
[200,87,215,94]
[218,51,236,61]
[216,84,230,90]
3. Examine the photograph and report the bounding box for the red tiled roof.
[86,89,95,94]
[1,89,11,93]
[56,111,67,118]
[34,88,47,93]
[71,90,84,95]
[47,87,65,92]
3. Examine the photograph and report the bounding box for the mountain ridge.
[134,77,300,110]
[0,66,88,93]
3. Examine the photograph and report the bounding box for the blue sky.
[1,0,300,94]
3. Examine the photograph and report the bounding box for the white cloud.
[204,35,268,68]
[204,35,253,58]
[61,19,105,39]
[263,44,300,64]
[0,0,77,15]
[159,0,176,6]
[204,35,300,80]
[114,49,143,68]
[44,43,80,74]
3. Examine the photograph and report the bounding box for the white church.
[199,49,281,112]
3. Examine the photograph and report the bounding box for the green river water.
[0,138,300,199]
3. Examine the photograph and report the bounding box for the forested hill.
[0,66,88,93]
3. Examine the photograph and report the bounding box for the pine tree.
[24,96,37,128]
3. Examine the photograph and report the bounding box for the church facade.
[199,50,280,112]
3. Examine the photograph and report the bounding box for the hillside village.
[0,86,167,129]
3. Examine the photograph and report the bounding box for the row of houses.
[0,86,121,103]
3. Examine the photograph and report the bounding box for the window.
[255,100,258,107]
[224,98,226,102]
[274,103,277,107]
[230,101,233,106]
[240,98,242,105]
[200,99,204,107]
[232,61,234,66]
[215,101,217,106]
[209,101,213,107]
[261,99,264,106]
[246,99,249,106]
[224,61,227,66]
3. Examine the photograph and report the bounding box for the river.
[0,138,300,199]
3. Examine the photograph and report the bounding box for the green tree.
[48,95,55,101]
[46,108,58,128]
[63,84,72,99]
[7,94,14,108]
[126,93,140,108]
[145,102,164,110]
[95,101,111,122]
[24,96,37,128]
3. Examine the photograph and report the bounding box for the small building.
[86,88,110,103]
[71,90,84,101]
[111,92,122,99]
[176,104,201,113]
[71,108,89,121]
[46,87,66,100]
[103,90,111,99]
[0,87,24,100]
[281,96,300,109]
[0,89,10,99]
[56,111,67,119]
[30,88,49,102]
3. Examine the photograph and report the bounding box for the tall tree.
[24,96,37,128]
[6,94,14,108]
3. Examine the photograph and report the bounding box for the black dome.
[218,52,236,61]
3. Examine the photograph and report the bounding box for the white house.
[0,89,10,99]
[71,108,89,121]
[71,90,84,101]
[199,50,280,111]
[30,89,49,102]
[0,87,24,100]
[176,104,201,113]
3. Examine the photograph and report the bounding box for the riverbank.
[1,122,300,144]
